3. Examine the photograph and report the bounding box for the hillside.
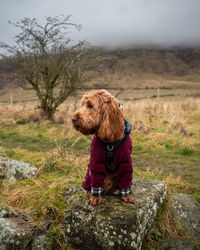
[0,48,200,103]
[86,48,200,89]
[95,48,200,76]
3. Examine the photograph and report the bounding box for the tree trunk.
[40,97,55,121]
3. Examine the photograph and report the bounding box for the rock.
[0,218,32,250]
[64,178,167,250]
[0,157,38,181]
[0,209,9,218]
[157,238,196,250]
[64,186,83,196]
[171,193,200,242]
[31,235,51,250]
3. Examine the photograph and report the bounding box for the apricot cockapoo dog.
[72,89,134,205]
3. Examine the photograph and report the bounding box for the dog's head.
[72,89,124,142]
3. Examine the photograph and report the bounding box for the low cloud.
[0,0,200,48]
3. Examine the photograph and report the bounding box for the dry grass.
[38,140,89,177]
[124,98,200,119]
[145,197,190,245]
[0,103,40,122]
[167,120,189,136]
[132,120,151,133]
[1,98,200,137]
[0,96,200,248]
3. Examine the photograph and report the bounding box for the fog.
[0,0,200,49]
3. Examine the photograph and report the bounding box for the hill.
[86,48,200,88]
[0,48,200,103]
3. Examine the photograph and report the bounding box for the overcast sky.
[0,0,200,49]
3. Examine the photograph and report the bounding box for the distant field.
[1,48,200,104]
[0,80,200,104]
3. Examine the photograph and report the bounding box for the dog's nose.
[72,116,78,123]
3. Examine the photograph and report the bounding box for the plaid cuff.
[91,187,104,197]
[119,187,132,197]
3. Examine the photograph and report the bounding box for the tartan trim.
[119,187,132,197]
[91,187,104,197]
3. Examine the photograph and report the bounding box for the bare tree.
[0,15,93,121]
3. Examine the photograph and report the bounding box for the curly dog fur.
[72,89,134,205]
[72,89,124,142]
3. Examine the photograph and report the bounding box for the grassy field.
[0,96,200,248]
[0,49,200,248]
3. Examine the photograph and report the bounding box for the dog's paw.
[88,196,102,206]
[121,195,135,203]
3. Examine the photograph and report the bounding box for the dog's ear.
[97,96,124,142]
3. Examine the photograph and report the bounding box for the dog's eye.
[87,103,93,109]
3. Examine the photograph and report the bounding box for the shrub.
[16,118,26,124]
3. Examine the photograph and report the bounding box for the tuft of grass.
[175,146,196,156]
[132,120,151,134]
[164,141,172,149]
[0,171,77,248]
[167,120,189,136]
[143,197,191,249]
[134,144,143,151]
[16,118,26,125]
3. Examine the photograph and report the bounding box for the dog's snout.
[72,116,78,123]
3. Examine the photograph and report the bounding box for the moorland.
[0,48,200,248]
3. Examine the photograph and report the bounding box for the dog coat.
[82,121,133,197]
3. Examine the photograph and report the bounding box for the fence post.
[157,88,160,102]
[10,90,13,105]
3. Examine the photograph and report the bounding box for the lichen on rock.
[0,209,9,218]
[0,218,32,250]
[0,157,38,181]
[31,235,51,250]
[171,193,200,242]
[156,238,196,250]
[64,178,167,250]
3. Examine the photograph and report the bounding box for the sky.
[0,0,200,49]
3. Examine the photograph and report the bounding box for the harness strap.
[96,134,128,172]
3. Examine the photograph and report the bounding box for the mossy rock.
[0,218,32,250]
[64,178,167,250]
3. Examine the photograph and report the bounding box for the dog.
[72,89,134,205]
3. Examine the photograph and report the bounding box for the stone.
[64,178,167,250]
[0,218,32,250]
[156,238,196,250]
[171,193,200,242]
[0,209,9,218]
[0,157,38,181]
[31,235,51,250]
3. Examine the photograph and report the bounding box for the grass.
[0,98,200,248]
[0,171,72,248]
[142,197,190,249]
